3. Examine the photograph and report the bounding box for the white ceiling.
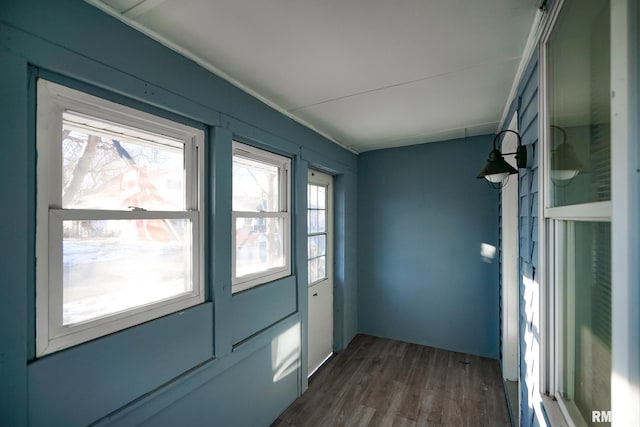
[89,0,540,153]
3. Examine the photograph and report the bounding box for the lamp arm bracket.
[492,129,527,169]
[492,129,523,150]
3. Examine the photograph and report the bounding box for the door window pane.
[308,235,326,258]
[559,221,611,426]
[308,185,318,209]
[317,186,326,209]
[308,256,327,284]
[308,258,318,284]
[316,255,326,280]
[308,210,318,233]
[547,0,610,207]
[308,208,327,234]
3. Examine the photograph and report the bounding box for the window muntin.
[36,79,204,356]
[232,142,291,293]
[542,1,612,425]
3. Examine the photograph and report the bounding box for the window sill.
[541,395,571,427]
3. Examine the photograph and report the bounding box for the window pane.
[318,209,326,233]
[308,256,326,284]
[235,217,285,277]
[233,155,280,212]
[559,221,611,426]
[308,257,318,284]
[308,184,318,209]
[317,235,326,256]
[317,186,326,209]
[308,235,326,259]
[547,0,610,207]
[316,255,326,281]
[307,209,326,234]
[62,112,185,210]
[308,210,318,233]
[308,236,317,258]
[62,219,193,325]
[308,184,326,210]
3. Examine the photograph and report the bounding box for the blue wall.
[0,0,358,425]
[357,136,500,359]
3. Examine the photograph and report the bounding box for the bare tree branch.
[62,135,99,206]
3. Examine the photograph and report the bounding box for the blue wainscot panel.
[28,303,214,427]
[232,276,297,344]
[140,322,300,427]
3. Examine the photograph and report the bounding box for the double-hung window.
[232,142,291,293]
[36,79,205,356]
[542,0,612,425]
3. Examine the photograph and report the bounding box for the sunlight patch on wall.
[522,273,547,426]
[271,323,300,383]
[481,243,497,263]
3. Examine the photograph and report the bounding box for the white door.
[307,170,333,376]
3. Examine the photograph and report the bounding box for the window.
[307,178,330,285]
[36,79,205,356]
[542,0,611,425]
[232,142,291,293]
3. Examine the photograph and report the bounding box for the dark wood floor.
[272,334,511,427]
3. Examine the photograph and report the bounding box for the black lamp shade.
[476,130,526,185]
[477,148,518,183]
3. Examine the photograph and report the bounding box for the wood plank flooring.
[272,334,511,427]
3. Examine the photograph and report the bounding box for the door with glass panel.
[307,170,333,376]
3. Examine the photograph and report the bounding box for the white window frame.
[36,79,205,356]
[231,141,291,293]
[538,1,614,425]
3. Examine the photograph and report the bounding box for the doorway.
[307,169,334,376]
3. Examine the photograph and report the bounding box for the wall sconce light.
[476,130,527,188]
[550,125,584,185]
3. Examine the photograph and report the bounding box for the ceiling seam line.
[121,0,146,16]
[359,120,500,147]
[289,55,524,112]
